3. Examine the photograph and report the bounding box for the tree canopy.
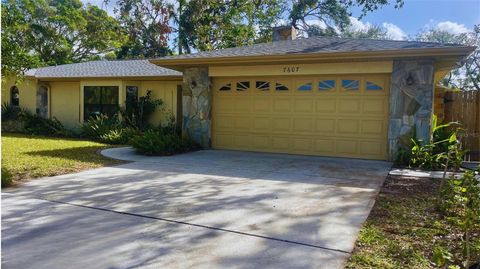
[174,0,284,52]
[417,25,479,91]
[109,0,173,59]
[1,0,126,76]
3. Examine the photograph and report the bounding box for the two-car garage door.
[212,75,389,160]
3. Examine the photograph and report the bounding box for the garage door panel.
[214,133,234,148]
[252,135,271,149]
[253,98,272,112]
[234,117,252,131]
[292,137,313,152]
[315,119,336,133]
[314,139,335,154]
[337,119,359,134]
[272,118,291,132]
[233,135,251,148]
[215,97,236,113]
[272,136,290,151]
[315,98,336,113]
[338,99,361,113]
[234,98,252,112]
[273,98,292,112]
[336,140,358,155]
[361,120,384,137]
[253,117,271,131]
[294,99,314,113]
[293,118,313,133]
[215,116,234,130]
[359,141,384,157]
[363,98,386,114]
[213,75,388,160]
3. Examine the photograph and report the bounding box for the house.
[1,60,182,130]
[2,27,475,160]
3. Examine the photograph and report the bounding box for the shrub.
[23,113,69,136]
[1,102,23,121]
[1,167,13,187]
[122,90,164,130]
[81,114,120,139]
[130,130,196,156]
[438,170,480,268]
[99,127,139,145]
[397,115,465,171]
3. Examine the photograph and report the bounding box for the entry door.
[212,75,389,160]
[36,85,49,118]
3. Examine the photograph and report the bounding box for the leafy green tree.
[417,25,480,91]
[107,0,173,58]
[1,0,126,76]
[341,25,387,39]
[289,0,403,37]
[1,1,41,76]
[174,0,285,52]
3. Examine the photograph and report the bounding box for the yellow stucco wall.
[50,81,81,129]
[139,80,180,125]
[1,76,37,113]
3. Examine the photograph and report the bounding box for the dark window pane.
[102,86,119,104]
[276,83,288,91]
[219,83,231,91]
[84,104,102,120]
[101,104,119,117]
[237,81,250,91]
[83,86,119,121]
[126,86,138,115]
[10,86,19,106]
[256,81,269,91]
[84,86,101,104]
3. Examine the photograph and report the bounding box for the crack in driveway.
[22,193,351,254]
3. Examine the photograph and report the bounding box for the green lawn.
[346,175,480,269]
[2,133,121,184]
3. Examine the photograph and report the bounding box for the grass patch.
[2,133,122,185]
[346,175,480,269]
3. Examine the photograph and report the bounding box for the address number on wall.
[283,66,300,73]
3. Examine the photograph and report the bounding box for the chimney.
[272,26,297,42]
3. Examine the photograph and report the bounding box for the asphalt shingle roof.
[30,60,181,78]
[156,36,468,60]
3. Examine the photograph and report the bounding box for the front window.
[84,86,119,120]
[10,86,19,107]
[125,86,138,116]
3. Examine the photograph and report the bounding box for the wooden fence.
[443,90,480,161]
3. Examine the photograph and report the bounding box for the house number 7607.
[283,66,300,73]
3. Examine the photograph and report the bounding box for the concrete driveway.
[2,149,391,269]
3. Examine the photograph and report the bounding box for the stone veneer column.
[182,67,212,148]
[388,59,435,160]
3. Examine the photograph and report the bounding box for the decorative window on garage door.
[256,81,270,91]
[297,82,313,91]
[366,81,383,90]
[237,81,250,91]
[219,83,231,91]
[275,82,289,91]
[341,79,359,91]
[318,80,335,91]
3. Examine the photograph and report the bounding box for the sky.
[84,0,480,40]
